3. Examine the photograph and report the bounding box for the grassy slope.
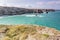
[0,24,60,40]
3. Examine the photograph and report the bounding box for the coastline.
[0,6,55,16]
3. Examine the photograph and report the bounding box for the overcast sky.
[0,0,60,9]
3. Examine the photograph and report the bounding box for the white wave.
[21,14,44,17]
[25,15,35,17]
[0,14,44,18]
[37,15,44,17]
[0,17,4,19]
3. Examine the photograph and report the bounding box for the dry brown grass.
[0,24,60,40]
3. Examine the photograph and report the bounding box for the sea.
[0,11,60,30]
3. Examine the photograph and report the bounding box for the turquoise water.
[0,11,60,30]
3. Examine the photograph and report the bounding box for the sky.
[0,0,60,9]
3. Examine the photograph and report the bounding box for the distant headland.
[0,6,55,16]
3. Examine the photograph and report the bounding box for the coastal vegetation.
[0,24,60,40]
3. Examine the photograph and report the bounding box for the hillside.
[0,6,55,16]
[0,24,60,40]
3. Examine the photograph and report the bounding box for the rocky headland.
[0,6,55,16]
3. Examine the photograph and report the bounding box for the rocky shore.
[0,24,60,40]
[0,6,55,16]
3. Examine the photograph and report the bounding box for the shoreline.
[0,24,59,31]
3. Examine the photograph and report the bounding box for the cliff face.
[0,6,43,16]
[0,25,60,40]
[0,6,55,16]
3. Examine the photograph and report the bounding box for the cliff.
[0,6,55,16]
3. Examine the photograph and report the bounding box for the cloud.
[37,0,60,5]
[47,1,60,5]
[0,0,60,9]
[37,2,44,5]
[0,0,6,6]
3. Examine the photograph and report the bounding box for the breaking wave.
[0,17,4,19]
[37,15,44,17]
[25,15,35,17]
[24,14,44,17]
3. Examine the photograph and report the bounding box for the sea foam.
[0,17,4,19]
